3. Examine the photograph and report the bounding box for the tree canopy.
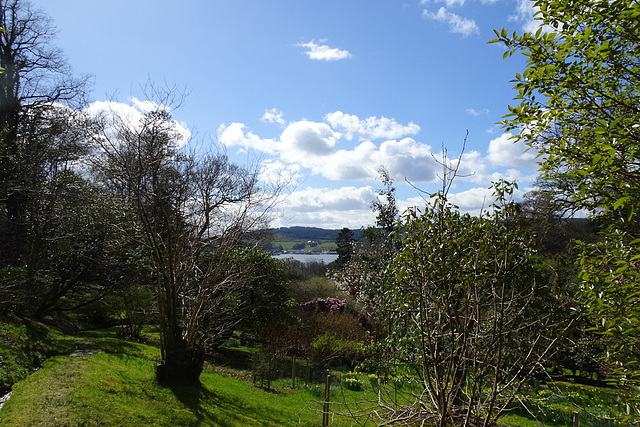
[492,0,640,394]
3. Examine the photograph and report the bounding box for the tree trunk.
[156,337,204,384]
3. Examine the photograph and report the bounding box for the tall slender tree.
[0,0,89,267]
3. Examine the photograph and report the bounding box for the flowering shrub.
[300,297,346,313]
[343,376,363,391]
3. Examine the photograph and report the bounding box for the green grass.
[0,318,81,391]
[272,240,337,251]
[502,381,634,426]
[1,320,634,426]
[0,329,368,426]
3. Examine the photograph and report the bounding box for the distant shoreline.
[272,252,339,264]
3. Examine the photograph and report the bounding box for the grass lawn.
[0,331,365,426]
[0,321,635,426]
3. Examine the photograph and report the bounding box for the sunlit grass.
[0,321,634,426]
[0,335,367,426]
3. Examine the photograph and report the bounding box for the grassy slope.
[0,327,352,426]
[0,320,632,426]
[1,353,326,426]
[272,239,337,251]
[0,318,83,391]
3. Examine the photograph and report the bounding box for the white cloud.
[279,120,339,157]
[220,116,440,184]
[272,186,377,229]
[129,97,170,114]
[219,114,539,205]
[421,0,466,7]
[466,108,490,117]
[285,186,373,212]
[325,111,420,141]
[261,108,286,126]
[322,141,379,180]
[423,7,479,37]
[259,160,302,186]
[449,187,493,213]
[379,138,439,182]
[434,134,538,187]
[487,132,537,168]
[247,125,540,229]
[510,0,547,33]
[402,184,527,220]
[297,40,351,61]
[217,122,277,154]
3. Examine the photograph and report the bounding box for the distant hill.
[269,226,363,241]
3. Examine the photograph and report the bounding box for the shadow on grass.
[209,347,253,371]
[169,380,297,426]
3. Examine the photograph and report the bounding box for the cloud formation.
[218,113,439,184]
[218,111,538,189]
[261,108,286,125]
[273,186,377,228]
[297,40,351,61]
[487,133,537,168]
[219,109,539,229]
[422,7,479,37]
[325,111,420,141]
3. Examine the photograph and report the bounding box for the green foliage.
[493,0,640,401]
[335,227,355,265]
[226,247,292,339]
[291,241,306,250]
[577,232,640,390]
[288,276,347,304]
[342,373,363,391]
[357,181,560,425]
[491,0,640,222]
[0,319,78,391]
[510,382,632,426]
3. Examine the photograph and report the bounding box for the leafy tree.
[0,1,122,320]
[359,181,560,426]
[214,246,291,343]
[28,171,140,319]
[371,166,398,234]
[492,0,640,392]
[335,227,354,265]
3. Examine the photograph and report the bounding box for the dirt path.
[0,391,11,411]
[71,349,100,357]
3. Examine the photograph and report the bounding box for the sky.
[30,0,542,229]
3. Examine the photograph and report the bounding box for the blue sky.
[31,0,542,229]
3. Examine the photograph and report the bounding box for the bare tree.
[0,0,90,267]
[88,85,285,383]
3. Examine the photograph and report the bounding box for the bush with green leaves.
[359,181,562,426]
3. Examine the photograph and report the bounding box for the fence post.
[322,369,331,427]
[291,356,296,389]
[252,353,256,385]
[572,411,579,427]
